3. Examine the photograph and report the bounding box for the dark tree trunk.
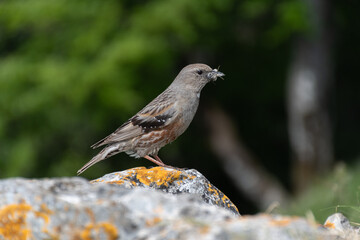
[287,0,334,192]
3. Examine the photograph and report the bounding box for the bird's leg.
[144,155,183,170]
[153,155,184,171]
[144,155,165,167]
[154,155,164,164]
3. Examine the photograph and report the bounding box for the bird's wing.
[91,92,177,149]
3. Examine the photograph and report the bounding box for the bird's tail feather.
[77,144,122,175]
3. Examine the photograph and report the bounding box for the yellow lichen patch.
[186,174,196,180]
[40,204,54,216]
[145,217,162,227]
[0,203,33,239]
[132,167,182,187]
[324,221,335,229]
[0,202,55,240]
[270,218,292,226]
[199,225,210,234]
[91,178,105,183]
[207,184,221,204]
[221,194,239,213]
[207,184,219,198]
[221,195,229,203]
[80,222,118,240]
[107,180,124,185]
[85,208,96,223]
[230,204,239,213]
[34,203,53,225]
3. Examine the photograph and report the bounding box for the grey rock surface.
[325,213,360,239]
[0,177,353,239]
[91,167,239,215]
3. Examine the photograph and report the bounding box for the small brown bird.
[77,63,224,175]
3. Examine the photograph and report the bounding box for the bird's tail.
[77,143,123,175]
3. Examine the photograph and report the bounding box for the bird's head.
[172,63,225,92]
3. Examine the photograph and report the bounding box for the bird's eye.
[196,69,203,75]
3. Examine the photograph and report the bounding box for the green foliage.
[0,0,299,178]
[0,0,242,177]
[278,162,360,224]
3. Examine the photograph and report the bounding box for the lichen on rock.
[91,167,239,215]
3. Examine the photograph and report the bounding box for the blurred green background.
[0,0,359,223]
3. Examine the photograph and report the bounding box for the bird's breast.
[175,95,199,133]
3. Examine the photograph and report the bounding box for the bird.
[77,63,224,175]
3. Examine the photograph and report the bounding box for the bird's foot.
[143,155,185,171]
[160,164,185,171]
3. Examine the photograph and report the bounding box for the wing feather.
[91,121,142,148]
[91,89,177,149]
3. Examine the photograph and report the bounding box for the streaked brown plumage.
[77,63,224,175]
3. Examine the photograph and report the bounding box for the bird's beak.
[207,68,225,81]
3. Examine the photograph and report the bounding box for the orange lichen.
[199,225,210,234]
[134,167,182,187]
[0,203,33,239]
[107,180,125,185]
[324,221,335,229]
[221,195,228,203]
[207,184,219,198]
[206,183,239,214]
[0,202,55,240]
[270,218,291,226]
[186,174,196,180]
[145,217,162,227]
[34,204,53,225]
[40,203,54,216]
[85,208,96,223]
[92,179,102,183]
[92,167,203,189]
[80,222,118,240]
[93,167,185,187]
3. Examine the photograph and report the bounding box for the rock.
[0,177,352,239]
[91,167,239,215]
[0,177,234,240]
[324,213,360,238]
